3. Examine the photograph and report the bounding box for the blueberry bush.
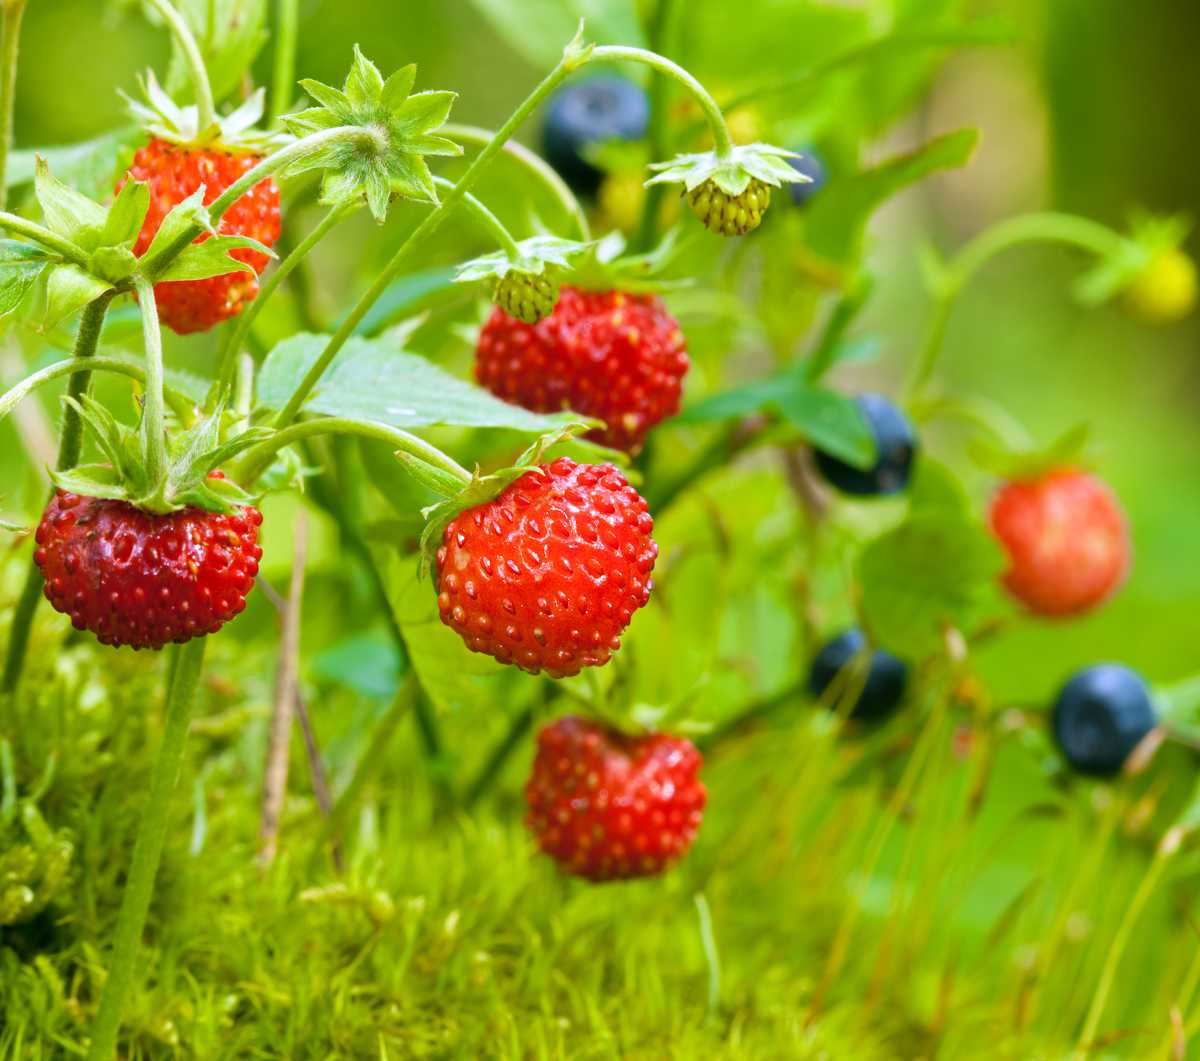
[1,0,1199,1057]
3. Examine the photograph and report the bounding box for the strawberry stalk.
[903,212,1134,402]
[142,0,216,134]
[86,638,208,1061]
[0,0,29,210]
[1,292,117,695]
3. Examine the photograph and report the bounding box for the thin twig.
[293,687,342,872]
[259,509,309,866]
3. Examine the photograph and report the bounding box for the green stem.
[269,52,584,433]
[144,0,216,133]
[633,0,678,251]
[0,355,153,422]
[87,637,207,1061]
[1073,833,1178,1058]
[590,44,732,158]
[804,274,873,383]
[134,277,168,486]
[904,213,1131,402]
[431,175,522,259]
[0,293,118,696]
[441,123,590,240]
[235,416,472,487]
[0,210,90,265]
[269,0,299,125]
[209,202,354,409]
[0,0,28,211]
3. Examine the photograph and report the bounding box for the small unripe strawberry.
[686,177,770,236]
[34,490,263,649]
[1123,247,1197,325]
[989,469,1129,618]
[435,458,657,677]
[493,270,560,324]
[525,715,706,881]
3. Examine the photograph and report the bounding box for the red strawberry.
[525,716,706,881]
[475,286,689,454]
[435,457,656,677]
[989,468,1129,617]
[34,490,263,649]
[119,139,281,334]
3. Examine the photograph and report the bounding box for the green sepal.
[35,156,107,249]
[562,229,691,295]
[282,46,462,221]
[412,421,600,578]
[52,396,268,514]
[967,423,1091,481]
[125,71,284,152]
[454,235,595,285]
[645,143,806,197]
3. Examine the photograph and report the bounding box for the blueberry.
[809,629,908,723]
[1052,664,1157,776]
[813,393,917,497]
[542,75,649,196]
[788,149,826,207]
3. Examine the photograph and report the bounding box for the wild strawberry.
[492,269,560,324]
[475,286,688,453]
[33,490,263,649]
[118,139,281,334]
[686,177,771,236]
[525,715,706,881]
[435,458,656,678]
[989,469,1129,618]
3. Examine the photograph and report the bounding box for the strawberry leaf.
[0,241,53,318]
[158,233,273,282]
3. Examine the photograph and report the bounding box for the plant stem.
[0,210,91,265]
[0,0,28,211]
[1073,831,1179,1058]
[633,0,678,251]
[143,0,216,132]
[441,123,590,240]
[1,292,116,695]
[134,277,168,487]
[235,416,472,488]
[903,212,1131,402]
[209,202,353,409]
[590,45,732,158]
[87,637,207,1061]
[464,706,535,806]
[431,175,522,259]
[269,0,299,125]
[0,355,163,423]
[804,273,873,383]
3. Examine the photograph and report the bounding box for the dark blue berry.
[1052,664,1156,776]
[814,394,917,496]
[809,629,908,723]
[542,76,649,196]
[788,149,826,207]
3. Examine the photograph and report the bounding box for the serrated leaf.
[158,233,271,282]
[0,241,52,318]
[138,186,212,275]
[858,512,1005,658]
[42,265,112,328]
[34,159,106,247]
[256,333,584,433]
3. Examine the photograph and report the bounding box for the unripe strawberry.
[525,715,706,881]
[435,458,656,677]
[686,177,770,236]
[493,270,559,324]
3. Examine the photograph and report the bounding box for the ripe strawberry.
[475,286,688,454]
[34,489,263,649]
[435,458,657,677]
[525,715,706,881]
[989,469,1129,618]
[119,139,281,334]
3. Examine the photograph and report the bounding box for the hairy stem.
[0,0,28,211]
[87,637,207,1061]
[269,0,299,125]
[210,202,354,408]
[1,292,117,695]
[0,210,91,265]
[441,122,591,240]
[432,175,523,259]
[134,277,168,487]
[144,0,216,132]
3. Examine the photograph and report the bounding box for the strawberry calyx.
[455,234,596,323]
[50,397,268,516]
[968,422,1091,482]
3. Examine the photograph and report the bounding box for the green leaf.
[8,129,142,197]
[356,267,458,337]
[101,179,151,248]
[256,333,585,433]
[158,233,271,282]
[463,0,644,70]
[310,634,404,701]
[0,241,52,318]
[34,158,107,248]
[41,265,112,328]
[858,511,1005,658]
[677,369,875,468]
[137,186,212,276]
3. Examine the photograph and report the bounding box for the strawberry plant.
[0,0,1197,1057]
